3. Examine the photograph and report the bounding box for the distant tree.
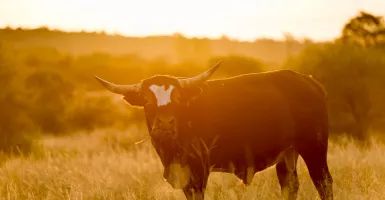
[302,37,314,45]
[218,35,237,55]
[0,42,14,86]
[341,11,385,47]
[0,44,37,155]
[20,46,63,68]
[283,33,296,58]
[173,33,191,62]
[24,68,74,134]
[191,38,212,64]
[219,35,231,41]
[209,55,265,78]
[284,11,385,142]
[285,42,385,141]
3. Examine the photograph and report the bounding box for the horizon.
[1,0,385,42]
[0,25,323,42]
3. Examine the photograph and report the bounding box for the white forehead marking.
[149,84,175,106]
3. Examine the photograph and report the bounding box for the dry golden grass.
[0,127,384,200]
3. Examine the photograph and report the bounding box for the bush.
[284,42,385,139]
[64,89,145,133]
[0,44,40,155]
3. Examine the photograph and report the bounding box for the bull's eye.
[142,89,157,106]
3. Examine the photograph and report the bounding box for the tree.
[284,11,385,142]
[283,33,296,58]
[285,41,385,141]
[0,43,37,155]
[173,33,191,62]
[191,38,212,64]
[24,68,74,133]
[341,11,385,47]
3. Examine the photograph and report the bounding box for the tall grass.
[0,127,384,200]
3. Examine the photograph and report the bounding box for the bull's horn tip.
[212,60,223,68]
[94,75,110,87]
[94,75,105,83]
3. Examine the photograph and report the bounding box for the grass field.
[0,127,384,200]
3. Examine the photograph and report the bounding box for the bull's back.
[263,70,329,141]
[201,69,326,133]
[189,70,328,164]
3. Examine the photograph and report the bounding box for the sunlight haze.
[1,0,384,41]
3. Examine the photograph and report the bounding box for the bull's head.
[94,61,222,189]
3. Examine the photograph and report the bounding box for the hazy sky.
[1,0,384,41]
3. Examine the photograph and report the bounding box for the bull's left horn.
[94,75,141,95]
[179,60,223,88]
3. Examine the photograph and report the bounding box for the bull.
[94,61,334,200]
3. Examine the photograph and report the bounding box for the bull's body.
[95,64,333,200]
[164,70,331,198]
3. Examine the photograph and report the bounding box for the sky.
[0,0,384,41]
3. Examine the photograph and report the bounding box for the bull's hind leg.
[276,148,299,200]
[298,138,333,200]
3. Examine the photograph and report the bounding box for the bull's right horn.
[94,75,141,95]
[178,60,223,88]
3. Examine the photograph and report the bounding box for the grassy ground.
[0,127,384,200]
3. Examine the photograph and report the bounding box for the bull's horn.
[94,75,141,95]
[179,60,223,88]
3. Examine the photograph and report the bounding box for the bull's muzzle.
[152,115,177,138]
[155,116,176,130]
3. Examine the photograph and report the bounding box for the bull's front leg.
[182,186,205,200]
[182,177,208,200]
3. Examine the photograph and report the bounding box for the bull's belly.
[209,146,293,184]
[211,151,285,172]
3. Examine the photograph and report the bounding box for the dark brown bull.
[95,61,334,200]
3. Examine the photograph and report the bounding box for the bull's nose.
[168,118,176,126]
[155,116,176,130]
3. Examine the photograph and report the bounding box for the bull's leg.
[276,148,299,200]
[182,177,209,200]
[182,186,205,200]
[298,142,333,200]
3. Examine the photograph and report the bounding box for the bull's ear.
[122,91,145,107]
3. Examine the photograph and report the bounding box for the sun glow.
[1,0,385,41]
